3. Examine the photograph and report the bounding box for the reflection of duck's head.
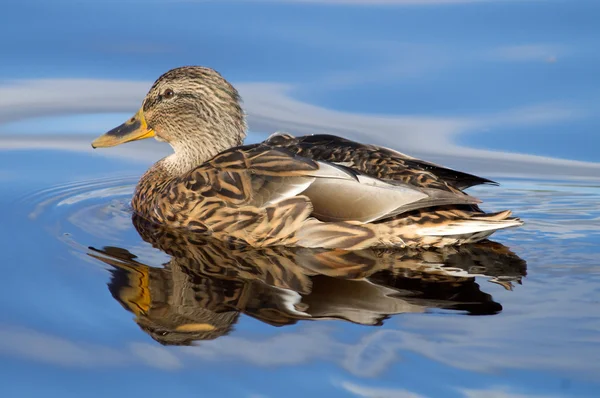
[89,215,527,345]
[95,246,239,346]
[91,66,246,164]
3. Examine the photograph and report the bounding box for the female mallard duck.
[91,66,522,250]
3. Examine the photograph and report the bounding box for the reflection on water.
[88,214,526,346]
[2,149,599,397]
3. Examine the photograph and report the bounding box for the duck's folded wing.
[186,145,320,207]
[300,166,481,222]
[184,144,481,223]
[265,133,496,191]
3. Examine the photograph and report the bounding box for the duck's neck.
[163,126,246,176]
[162,142,219,176]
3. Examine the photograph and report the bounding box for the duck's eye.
[163,89,175,99]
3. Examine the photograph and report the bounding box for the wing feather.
[184,143,483,224]
[264,133,497,191]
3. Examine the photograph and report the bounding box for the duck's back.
[264,133,496,194]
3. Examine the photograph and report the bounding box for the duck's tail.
[296,209,523,250]
[397,209,523,247]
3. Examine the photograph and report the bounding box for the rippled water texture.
[2,1,600,397]
[2,150,598,397]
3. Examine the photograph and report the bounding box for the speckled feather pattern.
[263,133,496,193]
[90,215,526,345]
[114,66,523,249]
[89,216,526,345]
[132,140,519,249]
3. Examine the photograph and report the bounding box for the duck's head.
[92,66,247,164]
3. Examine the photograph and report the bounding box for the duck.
[91,66,523,250]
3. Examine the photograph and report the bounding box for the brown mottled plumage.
[88,215,526,345]
[91,66,523,249]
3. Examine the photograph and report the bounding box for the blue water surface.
[1,1,599,397]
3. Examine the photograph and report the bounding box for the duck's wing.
[181,143,481,224]
[264,133,497,192]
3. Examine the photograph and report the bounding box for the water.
[2,1,600,397]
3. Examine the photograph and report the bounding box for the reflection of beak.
[87,249,151,317]
[91,108,155,148]
[174,323,215,332]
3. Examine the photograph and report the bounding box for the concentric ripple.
[20,175,138,216]
[13,175,145,255]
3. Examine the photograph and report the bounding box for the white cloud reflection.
[5,322,576,395]
[0,326,181,370]
[0,79,148,125]
[181,324,344,366]
[459,387,558,398]
[339,380,426,398]
[0,326,126,367]
[337,382,558,398]
[4,321,585,396]
[488,44,561,63]
[0,77,598,182]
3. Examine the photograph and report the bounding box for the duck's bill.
[91,108,155,148]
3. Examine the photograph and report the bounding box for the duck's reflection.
[89,215,526,346]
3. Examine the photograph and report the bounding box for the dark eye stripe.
[143,92,198,111]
